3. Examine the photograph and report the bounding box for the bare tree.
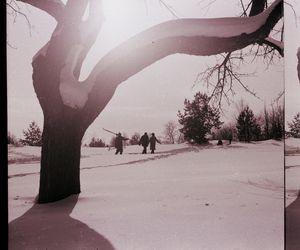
[130,132,141,145]
[196,0,283,106]
[8,0,283,203]
[164,121,178,144]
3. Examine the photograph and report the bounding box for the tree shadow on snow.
[286,193,300,250]
[9,194,115,250]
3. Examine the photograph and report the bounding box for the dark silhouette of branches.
[195,0,283,107]
[158,0,179,18]
[196,52,259,107]
[6,0,32,35]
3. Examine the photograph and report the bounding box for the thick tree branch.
[16,0,65,22]
[73,0,104,79]
[63,0,89,25]
[79,0,283,129]
[249,0,267,16]
[262,37,283,56]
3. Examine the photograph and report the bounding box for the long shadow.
[9,195,115,250]
[286,193,300,250]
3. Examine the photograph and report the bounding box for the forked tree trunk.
[38,115,84,203]
[25,0,282,203]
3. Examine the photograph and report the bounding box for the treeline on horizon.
[8,98,300,148]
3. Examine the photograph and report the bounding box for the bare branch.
[158,0,179,18]
[262,37,283,56]
[195,0,283,107]
[7,1,32,35]
[73,0,104,79]
[79,0,283,128]
[249,0,267,16]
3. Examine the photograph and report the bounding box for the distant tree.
[288,113,300,138]
[261,105,283,140]
[89,137,106,147]
[7,132,21,146]
[176,132,185,144]
[252,122,262,141]
[130,132,141,145]
[270,105,284,140]
[21,121,42,146]
[164,121,178,144]
[216,124,235,142]
[178,92,222,144]
[263,106,271,139]
[236,106,260,142]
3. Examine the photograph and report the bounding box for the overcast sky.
[7,0,287,143]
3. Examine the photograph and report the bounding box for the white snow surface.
[8,140,284,250]
[285,138,300,206]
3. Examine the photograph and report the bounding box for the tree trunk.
[38,116,83,203]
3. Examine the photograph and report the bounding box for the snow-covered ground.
[285,138,300,206]
[8,140,284,250]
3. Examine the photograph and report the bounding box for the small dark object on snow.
[217,140,223,145]
[205,203,209,206]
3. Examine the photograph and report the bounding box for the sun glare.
[103,1,145,33]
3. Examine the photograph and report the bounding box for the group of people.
[114,132,161,155]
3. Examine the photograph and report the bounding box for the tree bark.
[32,39,85,203]
[38,116,83,203]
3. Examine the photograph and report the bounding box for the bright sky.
[7,0,285,144]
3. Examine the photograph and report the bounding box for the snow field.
[9,141,284,249]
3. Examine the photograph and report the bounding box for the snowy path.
[8,141,284,250]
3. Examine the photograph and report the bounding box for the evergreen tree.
[216,125,235,142]
[263,106,270,139]
[178,92,222,144]
[22,121,42,146]
[236,106,259,142]
[89,137,106,147]
[288,113,300,138]
[130,133,141,145]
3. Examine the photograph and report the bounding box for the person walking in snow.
[139,132,149,154]
[149,133,161,154]
[115,133,128,155]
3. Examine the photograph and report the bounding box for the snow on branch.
[79,0,282,127]
[89,0,282,80]
[57,1,104,109]
[59,44,93,109]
